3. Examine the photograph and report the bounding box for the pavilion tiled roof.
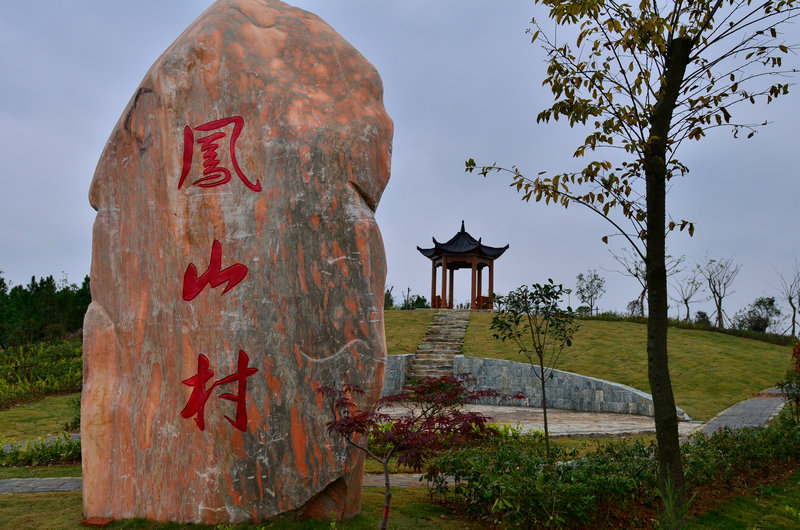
[417,221,509,260]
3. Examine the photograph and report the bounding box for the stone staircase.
[407,309,470,379]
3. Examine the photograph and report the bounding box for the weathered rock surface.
[82,0,392,523]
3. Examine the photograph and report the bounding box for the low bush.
[684,415,800,487]
[426,436,657,527]
[0,433,81,467]
[427,412,800,527]
[0,339,82,409]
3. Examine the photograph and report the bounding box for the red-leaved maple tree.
[318,373,502,530]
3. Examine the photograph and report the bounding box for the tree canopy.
[468,0,798,520]
[0,273,90,349]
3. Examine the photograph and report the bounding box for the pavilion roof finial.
[460,220,465,232]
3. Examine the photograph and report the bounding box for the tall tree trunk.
[644,36,692,519]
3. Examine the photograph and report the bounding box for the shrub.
[318,373,499,530]
[683,414,800,487]
[0,339,82,409]
[733,296,782,334]
[694,310,712,328]
[426,437,657,527]
[63,394,81,431]
[427,413,800,527]
[0,433,81,467]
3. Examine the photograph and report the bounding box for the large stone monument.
[82,0,392,523]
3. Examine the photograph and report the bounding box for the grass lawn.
[0,394,79,442]
[686,468,800,529]
[0,488,484,529]
[0,464,81,480]
[384,309,434,355]
[2,472,800,529]
[463,313,790,420]
[0,492,84,530]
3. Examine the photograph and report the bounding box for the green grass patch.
[464,314,789,420]
[552,432,657,455]
[0,491,84,530]
[686,468,800,529]
[3,475,799,529]
[384,309,435,355]
[0,393,79,441]
[0,488,481,530]
[0,464,81,479]
[363,455,414,475]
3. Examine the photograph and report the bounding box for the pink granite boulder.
[82,0,392,523]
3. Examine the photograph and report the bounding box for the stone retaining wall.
[382,354,414,396]
[383,354,691,420]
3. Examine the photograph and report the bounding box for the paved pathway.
[1,390,786,495]
[701,388,785,436]
[0,477,82,493]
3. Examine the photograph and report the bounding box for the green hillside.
[384,310,792,421]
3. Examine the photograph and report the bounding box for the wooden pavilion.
[417,221,509,310]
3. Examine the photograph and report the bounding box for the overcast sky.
[1,1,798,327]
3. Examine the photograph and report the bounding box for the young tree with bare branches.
[699,256,741,329]
[610,248,683,317]
[671,270,706,322]
[776,259,800,337]
[575,268,606,315]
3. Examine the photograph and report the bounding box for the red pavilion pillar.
[448,268,454,309]
[488,260,495,310]
[430,260,437,308]
[470,256,477,309]
[440,256,448,309]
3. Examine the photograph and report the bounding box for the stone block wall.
[382,354,414,396]
[383,354,691,420]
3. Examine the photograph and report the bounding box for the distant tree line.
[0,273,90,349]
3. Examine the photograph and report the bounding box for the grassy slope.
[385,310,791,420]
[462,313,790,420]
[0,394,79,441]
[0,489,485,530]
[383,309,435,355]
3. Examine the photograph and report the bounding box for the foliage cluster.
[0,273,90,348]
[427,436,657,527]
[384,285,431,310]
[427,412,800,527]
[777,341,800,423]
[491,280,578,460]
[0,432,81,467]
[733,296,782,334]
[683,415,800,487]
[0,339,83,409]
[575,269,606,315]
[318,374,500,530]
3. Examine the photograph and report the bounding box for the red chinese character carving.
[179,116,262,192]
[182,240,248,301]
[179,354,216,431]
[181,350,258,432]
